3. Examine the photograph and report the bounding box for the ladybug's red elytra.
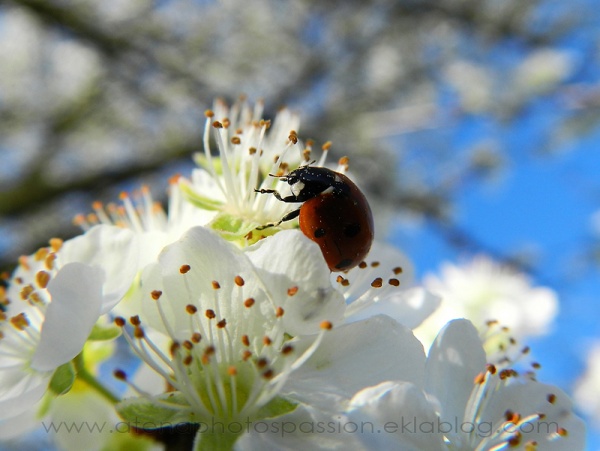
[256,166,374,272]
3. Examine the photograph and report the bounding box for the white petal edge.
[0,405,40,439]
[59,225,140,313]
[347,381,446,451]
[31,263,105,371]
[234,404,361,451]
[346,286,442,329]
[283,315,426,412]
[246,230,346,335]
[424,318,486,424]
[0,373,48,421]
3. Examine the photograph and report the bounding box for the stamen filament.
[202,114,225,193]
[119,194,144,234]
[213,127,239,208]
[119,327,179,391]
[170,348,209,415]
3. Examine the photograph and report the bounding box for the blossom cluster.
[0,99,584,450]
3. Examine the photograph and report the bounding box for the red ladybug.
[256,166,374,272]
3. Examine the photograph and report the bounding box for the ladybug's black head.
[283,169,302,187]
[284,168,310,199]
[284,166,344,200]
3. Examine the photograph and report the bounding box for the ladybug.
[256,166,374,272]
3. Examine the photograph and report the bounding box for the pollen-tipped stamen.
[343,260,407,318]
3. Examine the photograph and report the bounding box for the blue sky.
[391,80,600,449]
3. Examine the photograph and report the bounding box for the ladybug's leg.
[256,208,300,230]
[254,188,299,203]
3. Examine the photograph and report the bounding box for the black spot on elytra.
[314,228,326,238]
[335,259,353,270]
[343,222,361,237]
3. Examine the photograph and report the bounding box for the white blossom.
[114,227,427,449]
[180,98,351,244]
[0,226,139,424]
[347,319,586,451]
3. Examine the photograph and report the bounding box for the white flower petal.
[234,404,360,451]
[129,263,168,333]
[157,226,260,336]
[283,315,426,411]
[424,319,486,424]
[340,241,415,299]
[59,225,140,313]
[136,230,177,269]
[348,381,446,451]
[31,262,105,371]
[347,286,441,329]
[365,241,415,283]
[0,405,40,439]
[0,372,48,421]
[476,381,586,451]
[337,241,434,326]
[189,167,226,202]
[246,230,346,335]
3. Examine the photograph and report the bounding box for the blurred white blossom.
[513,49,575,95]
[415,255,558,350]
[444,61,493,112]
[574,343,600,428]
